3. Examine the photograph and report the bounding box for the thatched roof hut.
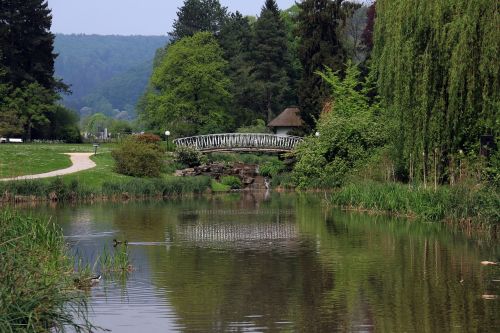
[268,107,303,136]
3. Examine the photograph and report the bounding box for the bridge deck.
[173,133,303,153]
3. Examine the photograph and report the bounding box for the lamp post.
[315,132,320,137]
[165,130,171,151]
[93,143,99,155]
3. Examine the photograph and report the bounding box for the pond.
[30,192,499,332]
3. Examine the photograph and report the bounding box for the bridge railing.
[173,133,303,152]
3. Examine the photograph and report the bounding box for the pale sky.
[47,0,298,36]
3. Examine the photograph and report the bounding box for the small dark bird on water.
[113,239,128,247]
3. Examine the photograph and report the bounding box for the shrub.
[112,136,165,177]
[259,159,285,177]
[220,175,242,189]
[236,119,271,133]
[211,179,231,192]
[175,146,205,167]
[292,63,390,188]
[135,133,161,145]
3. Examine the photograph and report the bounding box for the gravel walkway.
[0,153,96,181]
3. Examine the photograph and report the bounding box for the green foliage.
[329,181,499,225]
[141,32,233,136]
[170,0,228,41]
[112,136,165,177]
[372,0,499,181]
[220,175,242,189]
[0,0,62,92]
[0,210,93,332]
[236,119,270,133]
[296,0,346,131]
[0,82,80,141]
[175,146,205,168]
[259,159,286,177]
[250,0,293,122]
[218,12,258,127]
[270,172,294,188]
[292,62,389,188]
[210,179,231,192]
[81,113,133,139]
[102,176,211,197]
[42,105,82,143]
[0,83,55,140]
[206,152,279,165]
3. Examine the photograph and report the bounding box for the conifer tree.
[296,0,346,131]
[171,0,228,41]
[250,0,291,122]
[0,0,61,91]
[218,12,257,126]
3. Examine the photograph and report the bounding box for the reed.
[328,181,499,225]
[0,176,212,203]
[0,210,94,332]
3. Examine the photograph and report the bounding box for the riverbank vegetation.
[0,210,93,332]
[1,0,498,226]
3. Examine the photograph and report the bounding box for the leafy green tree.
[250,0,292,122]
[39,105,81,143]
[0,0,63,92]
[141,32,233,136]
[292,63,388,188]
[372,0,499,181]
[236,119,271,134]
[296,0,346,131]
[82,113,110,137]
[171,0,228,41]
[0,85,23,137]
[5,83,56,141]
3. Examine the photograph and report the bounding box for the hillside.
[54,34,169,119]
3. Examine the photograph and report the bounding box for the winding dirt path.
[0,153,96,181]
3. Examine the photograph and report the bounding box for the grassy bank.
[328,181,499,227]
[0,210,93,332]
[0,175,212,202]
[0,143,112,178]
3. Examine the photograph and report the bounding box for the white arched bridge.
[173,133,303,153]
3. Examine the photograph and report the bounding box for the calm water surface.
[31,192,499,332]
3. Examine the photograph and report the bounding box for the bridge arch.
[173,133,303,153]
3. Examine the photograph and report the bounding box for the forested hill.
[54,34,168,120]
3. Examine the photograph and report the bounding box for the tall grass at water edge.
[328,181,499,225]
[0,210,94,332]
[0,176,212,202]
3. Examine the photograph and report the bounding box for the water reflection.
[28,193,500,332]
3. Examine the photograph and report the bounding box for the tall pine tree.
[0,0,61,91]
[170,0,228,41]
[218,12,257,127]
[296,0,346,131]
[250,0,291,122]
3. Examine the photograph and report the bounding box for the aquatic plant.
[220,176,242,189]
[328,181,499,226]
[0,210,94,332]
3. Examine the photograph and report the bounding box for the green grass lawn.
[0,143,114,178]
[62,152,134,190]
[0,143,279,196]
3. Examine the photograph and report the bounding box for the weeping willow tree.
[372,0,499,182]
